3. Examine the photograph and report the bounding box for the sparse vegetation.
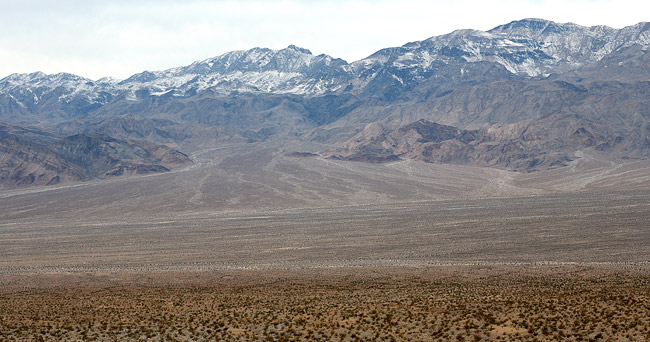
[2,189,650,341]
[1,268,649,341]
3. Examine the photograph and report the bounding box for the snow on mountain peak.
[2,19,650,103]
[286,45,312,55]
[489,18,581,35]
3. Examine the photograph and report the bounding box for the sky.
[1,0,648,80]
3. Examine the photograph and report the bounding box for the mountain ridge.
[1,18,650,187]
[3,19,648,93]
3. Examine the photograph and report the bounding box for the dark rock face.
[285,152,319,158]
[327,114,637,171]
[0,123,87,187]
[53,134,191,177]
[0,123,191,188]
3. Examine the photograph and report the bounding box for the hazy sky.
[1,0,648,80]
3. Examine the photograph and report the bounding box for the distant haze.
[1,0,648,80]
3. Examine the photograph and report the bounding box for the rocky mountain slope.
[1,18,650,186]
[326,115,634,171]
[0,123,191,188]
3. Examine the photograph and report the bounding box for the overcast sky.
[1,0,648,80]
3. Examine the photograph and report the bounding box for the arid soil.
[2,147,650,341]
[3,146,650,218]
[1,267,650,341]
[1,190,649,273]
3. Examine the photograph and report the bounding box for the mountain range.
[1,18,650,188]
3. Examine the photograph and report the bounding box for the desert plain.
[1,147,650,341]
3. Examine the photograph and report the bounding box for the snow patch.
[125,91,138,101]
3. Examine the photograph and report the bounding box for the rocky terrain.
[326,115,633,170]
[0,122,191,188]
[1,18,650,186]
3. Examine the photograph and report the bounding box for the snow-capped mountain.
[0,45,354,122]
[350,18,650,91]
[0,19,650,175]
[0,71,112,106]
[116,45,352,96]
[2,18,650,187]
[2,18,649,104]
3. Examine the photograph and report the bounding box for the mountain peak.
[488,18,581,35]
[29,71,47,78]
[443,28,495,39]
[120,70,160,85]
[492,18,554,29]
[0,71,46,83]
[286,45,312,55]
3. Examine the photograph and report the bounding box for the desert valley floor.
[1,146,650,341]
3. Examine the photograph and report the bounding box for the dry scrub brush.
[1,270,650,341]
